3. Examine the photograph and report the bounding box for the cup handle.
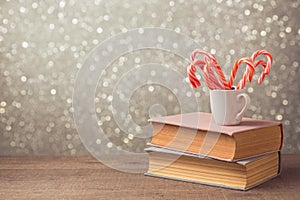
[235,93,250,121]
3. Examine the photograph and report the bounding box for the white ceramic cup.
[209,87,250,126]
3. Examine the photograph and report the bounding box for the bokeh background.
[0,0,299,155]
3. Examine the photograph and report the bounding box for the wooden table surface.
[0,154,299,200]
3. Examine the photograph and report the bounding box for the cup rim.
[209,86,246,92]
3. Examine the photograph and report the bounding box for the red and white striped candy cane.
[228,57,255,89]
[187,58,217,90]
[209,60,230,90]
[187,63,201,88]
[204,57,229,90]
[187,50,214,89]
[190,49,229,90]
[250,50,272,84]
[200,61,220,90]
[191,49,216,63]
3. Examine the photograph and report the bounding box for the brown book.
[145,146,281,190]
[148,112,283,161]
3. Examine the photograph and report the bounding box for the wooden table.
[0,154,299,200]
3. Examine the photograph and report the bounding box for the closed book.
[148,112,283,161]
[145,146,281,190]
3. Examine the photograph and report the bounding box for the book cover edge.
[149,112,282,136]
[146,143,280,162]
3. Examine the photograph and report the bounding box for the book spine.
[278,151,282,175]
[279,124,284,150]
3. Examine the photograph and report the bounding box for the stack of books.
[145,112,283,190]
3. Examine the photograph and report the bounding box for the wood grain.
[0,154,299,200]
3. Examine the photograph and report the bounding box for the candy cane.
[188,49,273,90]
[187,63,201,88]
[228,57,255,89]
[188,50,213,89]
[236,63,255,90]
[201,61,221,89]
[204,58,229,90]
[209,61,230,89]
[187,59,217,90]
[252,59,267,83]
[191,49,216,63]
[190,49,229,89]
[251,50,272,84]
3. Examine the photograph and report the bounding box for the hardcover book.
[145,146,281,190]
[148,112,283,161]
